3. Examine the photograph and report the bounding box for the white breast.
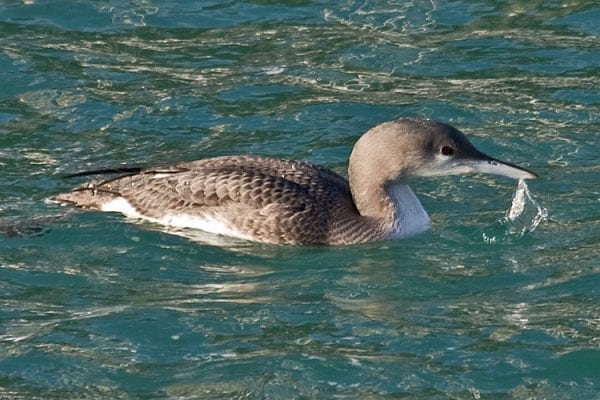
[386,183,431,239]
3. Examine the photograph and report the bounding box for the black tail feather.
[63,167,145,179]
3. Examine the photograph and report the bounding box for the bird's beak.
[466,153,538,180]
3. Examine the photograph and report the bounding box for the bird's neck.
[350,175,431,239]
[385,182,431,238]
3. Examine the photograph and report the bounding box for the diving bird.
[50,118,537,245]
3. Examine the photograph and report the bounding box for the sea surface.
[1,1,599,399]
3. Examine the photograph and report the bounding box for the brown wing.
[55,156,357,244]
[51,155,382,244]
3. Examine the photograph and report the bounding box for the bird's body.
[52,155,430,244]
[51,119,536,245]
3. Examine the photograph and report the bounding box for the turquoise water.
[1,0,599,398]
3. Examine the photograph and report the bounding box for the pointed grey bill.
[468,154,538,180]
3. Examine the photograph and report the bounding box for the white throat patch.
[386,183,431,238]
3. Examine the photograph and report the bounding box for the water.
[1,1,599,398]
[504,180,547,238]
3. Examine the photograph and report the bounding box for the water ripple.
[1,0,599,398]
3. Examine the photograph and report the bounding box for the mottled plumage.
[52,156,385,244]
[50,119,537,245]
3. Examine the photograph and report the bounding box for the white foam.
[507,179,527,221]
[505,179,547,235]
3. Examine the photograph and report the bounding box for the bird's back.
[51,156,375,244]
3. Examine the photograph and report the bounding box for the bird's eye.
[440,146,455,156]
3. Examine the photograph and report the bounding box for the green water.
[1,1,599,398]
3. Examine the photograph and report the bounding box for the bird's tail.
[47,186,121,209]
[48,167,141,208]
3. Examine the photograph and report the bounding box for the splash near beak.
[468,154,538,180]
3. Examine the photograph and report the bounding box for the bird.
[50,118,537,245]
